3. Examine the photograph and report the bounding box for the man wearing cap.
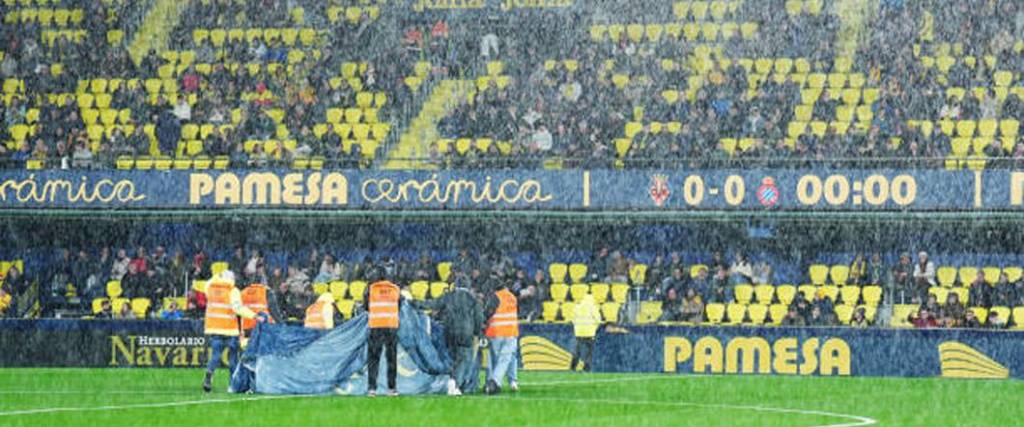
[203,270,267,393]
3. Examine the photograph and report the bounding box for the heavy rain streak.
[0,0,1023,426]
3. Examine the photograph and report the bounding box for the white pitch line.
[0,394,319,417]
[494,396,877,427]
[514,375,877,427]
[0,374,878,426]
[0,390,200,395]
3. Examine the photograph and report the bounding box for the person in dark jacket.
[414,274,484,395]
[155,108,181,156]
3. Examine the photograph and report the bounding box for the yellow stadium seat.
[820,285,839,303]
[840,285,860,306]
[959,267,979,287]
[112,298,130,314]
[769,304,788,325]
[349,281,367,301]
[601,303,620,323]
[747,304,768,325]
[982,267,1001,285]
[435,262,452,282]
[544,261,569,284]
[754,284,774,305]
[775,285,796,305]
[809,264,829,285]
[638,301,663,324]
[313,283,329,295]
[329,281,348,301]
[957,120,976,137]
[1000,119,1019,137]
[835,305,854,324]
[560,302,576,322]
[591,283,610,303]
[673,2,690,18]
[841,88,861,105]
[131,298,151,318]
[853,284,879,305]
[336,300,355,319]
[978,119,997,137]
[92,298,108,314]
[725,303,746,325]
[705,303,726,324]
[106,281,122,298]
[550,283,569,302]
[430,282,449,299]
[827,73,847,88]
[542,301,559,322]
[830,265,850,285]
[970,307,989,325]
[1003,267,1023,283]
[410,281,429,300]
[568,263,588,283]
[787,121,807,138]
[610,283,629,303]
[1013,307,1024,329]
[929,287,949,304]
[794,105,813,121]
[733,284,753,304]
[569,284,589,301]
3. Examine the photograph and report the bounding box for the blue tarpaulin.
[231,301,452,395]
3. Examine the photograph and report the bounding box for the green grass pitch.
[0,369,1021,426]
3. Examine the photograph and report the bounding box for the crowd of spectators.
[2,242,1024,329]
[7,1,1024,169]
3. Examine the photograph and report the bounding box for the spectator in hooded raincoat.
[570,294,601,372]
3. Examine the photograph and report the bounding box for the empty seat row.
[192,28,321,47]
[590,21,758,43]
[541,301,621,323]
[2,8,84,26]
[673,1,742,20]
[907,119,1020,139]
[549,283,631,304]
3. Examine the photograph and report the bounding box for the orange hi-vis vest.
[205,281,240,336]
[304,299,330,329]
[368,281,400,329]
[241,284,273,331]
[485,288,519,338]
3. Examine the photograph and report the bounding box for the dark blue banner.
[2,319,1023,380]
[3,169,1024,211]
[520,324,1024,379]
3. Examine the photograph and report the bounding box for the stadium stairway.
[834,0,877,58]
[129,0,187,65]
[383,80,472,170]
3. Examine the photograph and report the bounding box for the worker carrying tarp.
[230,300,452,395]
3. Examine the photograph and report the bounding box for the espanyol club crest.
[649,174,671,207]
[757,177,779,207]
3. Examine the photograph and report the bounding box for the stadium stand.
[3,0,1024,170]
